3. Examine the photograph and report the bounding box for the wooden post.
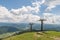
[39,19,46,31]
[41,20,43,31]
[29,23,33,32]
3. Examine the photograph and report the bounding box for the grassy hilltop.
[2,31,60,40]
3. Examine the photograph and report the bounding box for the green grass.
[3,32,35,40]
[3,31,60,40]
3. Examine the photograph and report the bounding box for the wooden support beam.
[39,19,46,31]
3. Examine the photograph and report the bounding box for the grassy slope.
[3,31,60,40]
[0,32,16,38]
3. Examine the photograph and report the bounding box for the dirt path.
[33,32,44,40]
[54,37,60,40]
[50,36,60,40]
[33,32,60,40]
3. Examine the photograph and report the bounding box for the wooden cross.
[29,23,34,32]
[39,19,46,31]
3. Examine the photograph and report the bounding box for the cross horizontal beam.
[39,19,46,21]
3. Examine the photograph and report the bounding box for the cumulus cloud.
[32,0,45,13]
[10,6,40,22]
[43,13,60,24]
[45,0,60,12]
[0,0,60,24]
[0,6,13,22]
[11,0,45,14]
[0,5,40,23]
[11,6,38,15]
[0,0,46,23]
[9,0,46,23]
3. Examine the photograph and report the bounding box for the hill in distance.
[0,23,60,34]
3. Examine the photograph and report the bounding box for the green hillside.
[3,31,60,40]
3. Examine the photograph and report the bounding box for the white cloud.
[10,6,40,22]
[0,0,45,23]
[0,6,14,22]
[0,5,40,23]
[45,0,60,12]
[32,0,45,13]
[0,0,60,24]
[10,0,46,23]
[43,13,60,24]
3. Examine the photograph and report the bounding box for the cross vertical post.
[39,19,46,31]
[29,23,34,32]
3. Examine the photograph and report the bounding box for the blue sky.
[51,5,60,15]
[0,0,32,9]
[0,0,60,14]
[0,0,60,23]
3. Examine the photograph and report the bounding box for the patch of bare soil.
[33,32,45,40]
[54,37,60,40]
[50,36,60,40]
